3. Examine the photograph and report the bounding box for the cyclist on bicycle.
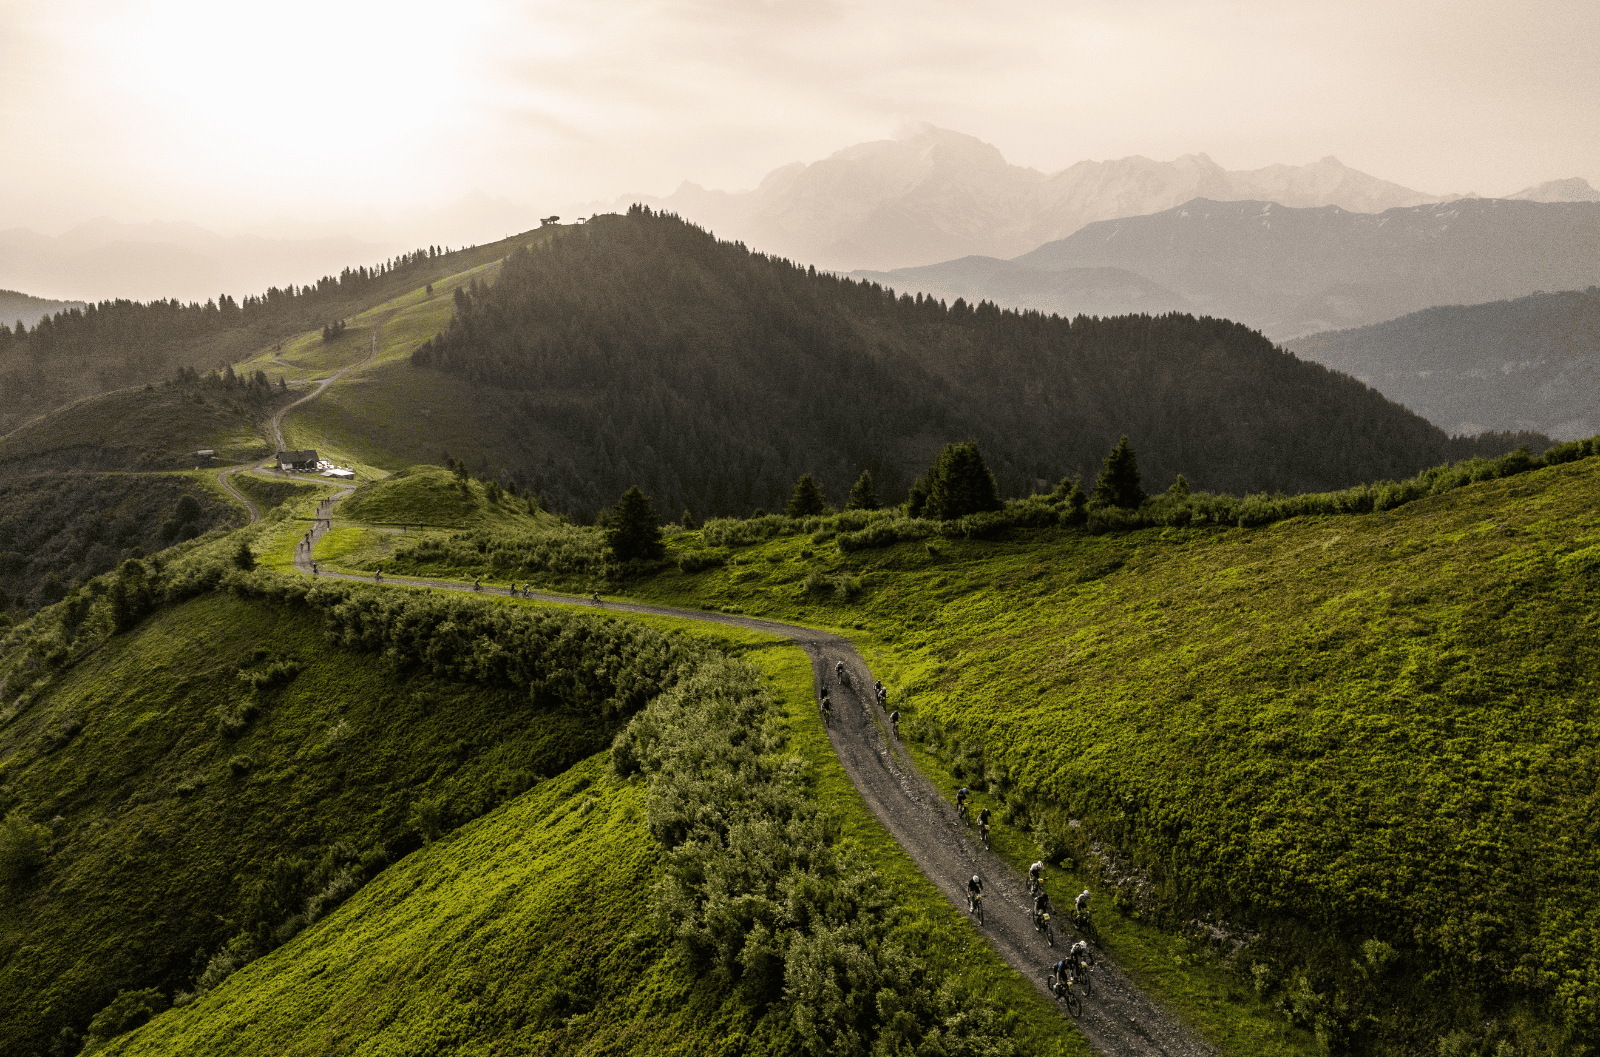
[966,873,983,911]
[1075,888,1091,922]
[977,806,991,829]
[1029,860,1045,889]
[888,710,899,735]
[1069,939,1093,974]
[1034,888,1053,917]
[835,661,845,680]
[1051,959,1073,992]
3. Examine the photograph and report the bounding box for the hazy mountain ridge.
[1508,176,1600,203]
[0,289,84,330]
[862,196,1600,342]
[0,220,389,305]
[604,125,1454,271]
[1287,287,1600,440]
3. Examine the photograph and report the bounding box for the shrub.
[0,810,50,884]
[410,793,453,843]
[84,988,168,1048]
[677,549,727,574]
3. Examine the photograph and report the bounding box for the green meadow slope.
[0,530,1084,1057]
[97,641,1079,1057]
[576,453,1599,1056]
[0,567,694,1056]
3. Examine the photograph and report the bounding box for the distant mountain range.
[1509,177,1600,203]
[604,125,1467,272]
[0,220,390,304]
[859,196,1600,341]
[1287,288,1600,441]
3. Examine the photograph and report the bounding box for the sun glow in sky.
[1,0,1597,236]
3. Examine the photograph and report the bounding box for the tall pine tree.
[923,442,1001,520]
[846,470,879,510]
[606,486,664,561]
[1091,436,1146,509]
[785,473,827,517]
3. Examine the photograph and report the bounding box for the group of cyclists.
[818,659,1098,1012]
[967,862,1096,1007]
[822,664,900,738]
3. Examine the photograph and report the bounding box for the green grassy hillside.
[586,453,1600,1056]
[0,569,697,1056]
[0,379,284,474]
[95,627,1081,1057]
[0,471,242,617]
[338,465,542,528]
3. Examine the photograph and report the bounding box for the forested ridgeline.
[0,242,490,435]
[410,206,1543,521]
[0,553,702,1056]
[0,473,241,620]
[1287,286,1600,438]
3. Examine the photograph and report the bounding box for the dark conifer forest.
[413,207,1543,519]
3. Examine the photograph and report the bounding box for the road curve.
[216,465,263,525]
[288,514,1214,1056]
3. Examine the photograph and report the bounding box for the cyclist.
[1051,958,1073,993]
[820,694,832,722]
[1069,938,1093,975]
[835,661,845,680]
[1029,860,1045,891]
[966,873,984,913]
[977,806,992,845]
[1033,887,1054,919]
[474,578,481,592]
[955,786,969,823]
[888,710,900,736]
[1075,888,1092,924]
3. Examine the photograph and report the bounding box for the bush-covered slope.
[407,207,1538,520]
[98,639,1059,1056]
[616,452,1600,1055]
[0,574,697,1056]
[0,472,241,618]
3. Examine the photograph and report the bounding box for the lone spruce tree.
[1091,436,1146,509]
[846,470,879,510]
[785,473,827,518]
[924,441,1001,520]
[606,486,664,562]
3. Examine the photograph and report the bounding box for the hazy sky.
[2,0,1597,235]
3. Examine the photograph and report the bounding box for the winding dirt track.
[285,520,1213,1056]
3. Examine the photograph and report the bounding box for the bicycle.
[956,801,969,827]
[820,699,833,726]
[967,890,984,925]
[1072,956,1093,997]
[1046,971,1082,1017]
[1033,910,1055,947]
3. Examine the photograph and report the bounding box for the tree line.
[0,245,472,436]
[411,206,1545,522]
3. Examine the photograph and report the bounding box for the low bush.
[612,654,1013,1055]
[0,810,50,885]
